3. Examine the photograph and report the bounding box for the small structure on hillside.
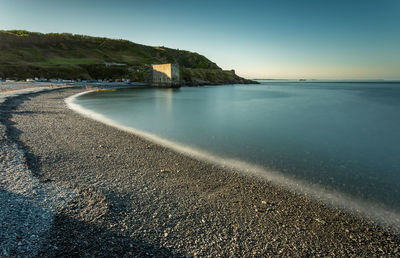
[152,63,180,87]
[105,62,126,67]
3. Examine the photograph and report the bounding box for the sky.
[1,0,399,79]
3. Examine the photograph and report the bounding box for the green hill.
[0,30,256,85]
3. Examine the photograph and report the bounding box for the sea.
[71,80,400,228]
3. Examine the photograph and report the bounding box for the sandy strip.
[2,88,400,256]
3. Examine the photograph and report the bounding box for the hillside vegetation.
[0,30,256,85]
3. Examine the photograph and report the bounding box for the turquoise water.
[75,82,400,212]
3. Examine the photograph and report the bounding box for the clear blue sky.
[1,0,399,79]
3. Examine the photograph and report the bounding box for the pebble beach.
[1,85,400,256]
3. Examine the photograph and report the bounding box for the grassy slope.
[0,30,255,84]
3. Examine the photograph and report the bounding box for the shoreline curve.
[66,89,400,233]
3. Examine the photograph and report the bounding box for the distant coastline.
[255,78,400,83]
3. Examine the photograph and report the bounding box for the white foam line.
[66,90,400,233]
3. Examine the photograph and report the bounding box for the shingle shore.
[2,87,400,256]
[0,86,75,257]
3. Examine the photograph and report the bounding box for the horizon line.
[252,78,400,81]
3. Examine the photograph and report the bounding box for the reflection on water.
[153,87,176,113]
[76,82,400,212]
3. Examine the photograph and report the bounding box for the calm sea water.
[76,81,400,212]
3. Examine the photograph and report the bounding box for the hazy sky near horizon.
[1,0,399,79]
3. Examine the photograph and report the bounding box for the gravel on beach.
[0,82,59,92]
[1,87,400,256]
[0,86,75,257]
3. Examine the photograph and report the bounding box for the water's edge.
[66,90,400,233]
